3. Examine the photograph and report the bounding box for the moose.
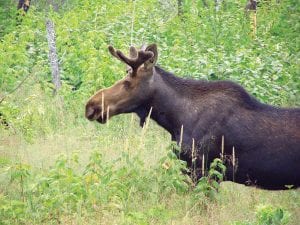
[85,44,300,190]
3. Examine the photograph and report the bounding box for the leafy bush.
[232,204,291,225]
[0,146,194,224]
[194,158,226,200]
[255,204,291,225]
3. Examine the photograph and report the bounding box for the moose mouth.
[86,106,109,124]
[96,114,107,124]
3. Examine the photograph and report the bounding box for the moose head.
[85,44,158,124]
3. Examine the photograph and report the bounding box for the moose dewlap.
[85,44,300,190]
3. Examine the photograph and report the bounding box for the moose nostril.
[86,107,95,120]
[86,104,101,120]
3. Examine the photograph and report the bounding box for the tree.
[178,0,183,16]
[46,19,61,94]
[17,0,31,14]
[245,0,257,37]
[245,0,257,13]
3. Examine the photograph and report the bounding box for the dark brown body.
[86,45,300,190]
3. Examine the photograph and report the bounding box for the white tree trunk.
[46,19,61,94]
[215,0,222,12]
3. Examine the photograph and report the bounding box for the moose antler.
[108,45,154,71]
[129,46,138,58]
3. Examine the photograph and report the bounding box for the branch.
[0,74,31,104]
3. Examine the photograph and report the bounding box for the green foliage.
[232,204,291,225]
[0,0,18,38]
[194,158,226,200]
[156,144,190,194]
[0,147,193,224]
[255,204,291,225]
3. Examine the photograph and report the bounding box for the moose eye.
[126,68,132,74]
[123,80,131,90]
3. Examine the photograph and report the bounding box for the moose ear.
[144,44,158,69]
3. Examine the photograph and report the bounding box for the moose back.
[85,44,300,190]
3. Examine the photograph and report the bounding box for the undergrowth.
[0,147,208,224]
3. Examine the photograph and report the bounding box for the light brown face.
[85,44,158,123]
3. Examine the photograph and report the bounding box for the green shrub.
[232,204,291,225]
[255,204,291,225]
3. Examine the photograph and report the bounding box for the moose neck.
[135,66,199,141]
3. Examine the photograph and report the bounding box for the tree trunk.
[46,19,61,94]
[178,0,183,16]
[17,0,31,13]
[202,0,208,8]
[17,0,31,24]
[245,0,257,13]
[47,0,59,12]
[245,0,257,38]
[215,0,221,12]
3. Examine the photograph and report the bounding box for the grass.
[0,114,169,169]
[0,105,299,224]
